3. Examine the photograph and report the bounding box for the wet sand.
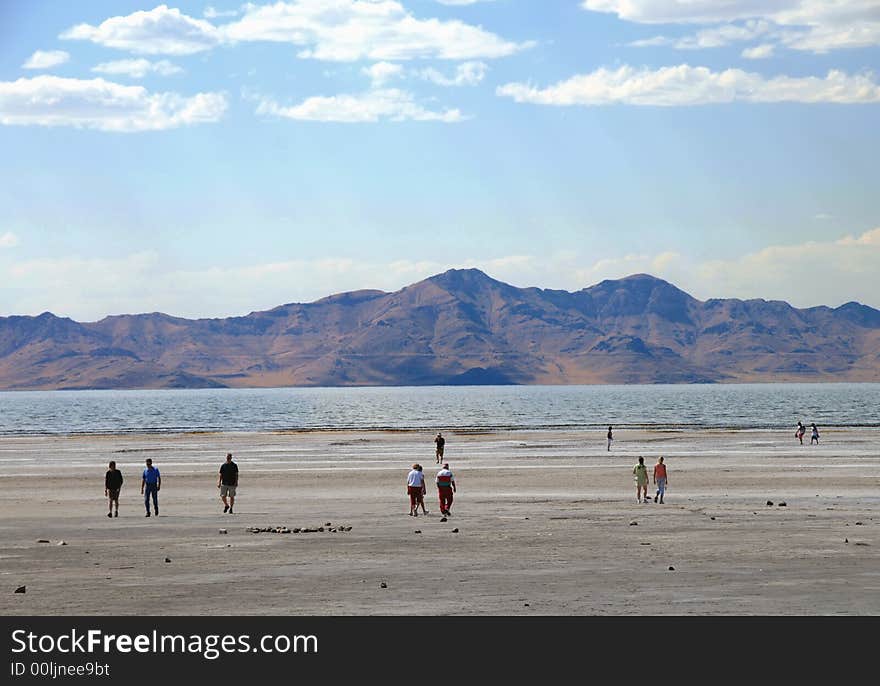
[1,429,878,615]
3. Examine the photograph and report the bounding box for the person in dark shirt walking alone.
[104,461,123,518]
[435,433,446,464]
[218,453,239,514]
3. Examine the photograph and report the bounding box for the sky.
[1,0,879,320]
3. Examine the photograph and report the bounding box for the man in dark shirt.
[104,460,123,518]
[435,432,445,464]
[218,453,239,514]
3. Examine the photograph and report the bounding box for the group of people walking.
[633,456,668,504]
[103,453,238,518]
[795,421,820,445]
[103,424,825,518]
[406,461,456,517]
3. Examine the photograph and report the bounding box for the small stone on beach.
[778,502,787,507]
[36,539,49,544]
[766,501,773,506]
[57,541,67,546]
[629,521,638,526]
[414,530,421,534]
[668,566,675,571]
[164,557,171,563]
[440,517,447,522]
[14,586,26,594]
[380,582,387,589]
[452,528,459,533]
[219,529,227,535]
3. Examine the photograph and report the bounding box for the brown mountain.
[1,270,879,389]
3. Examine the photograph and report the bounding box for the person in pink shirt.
[653,456,668,504]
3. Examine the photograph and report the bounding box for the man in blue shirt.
[141,458,161,517]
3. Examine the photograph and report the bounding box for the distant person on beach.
[653,457,667,504]
[104,461,123,518]
[141,458,161,517]
[436,463,456,516]
[796,422,806,445]
[218,453,239,514]
[416,464,429,514]
[607,426,613,451]
[407,463,426,517]
[633,457,649,504]
[811,423,820,445]
[435,433,445,464]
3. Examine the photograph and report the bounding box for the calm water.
[0,384,878,436]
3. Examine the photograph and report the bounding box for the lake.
[1,383,878,435]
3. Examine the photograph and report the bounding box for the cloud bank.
[497,65,880,106]
[61,1,531,61]
[0,76,227,131]
[255,87,463,122]
[5,228,880,320]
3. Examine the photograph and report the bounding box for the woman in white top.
[407,464,426,516]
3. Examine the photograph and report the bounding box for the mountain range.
[2,269,879,390]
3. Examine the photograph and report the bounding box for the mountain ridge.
[1,269,879,390]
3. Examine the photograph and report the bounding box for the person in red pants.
[436,463,456,515]
[407,463,425,516]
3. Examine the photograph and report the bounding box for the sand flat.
[0,429,878,615]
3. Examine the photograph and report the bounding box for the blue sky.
[1,1,879,319]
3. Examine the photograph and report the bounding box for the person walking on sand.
[435,432,445,464]
[141,458,161,517]
[416,464,429,515]
[810,423,820,445]
[407,463,426,516]
[436,463,456,516]
[104,460,123,518]
[218,453,239,514]
[796,421,806,445]
[607,426,613,452]
[633,456,649,504]
[653,456,668,504]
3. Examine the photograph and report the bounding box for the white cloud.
[742,44,775,59]
[436,1,495,5]
[417,60,487,86]
[61,4,222,55]
[583,1,780,25]
[0,76,227,132]
[586,1,880,53]
[62,2,530,61]
[204,5,240,18]
[0,232,20,249]
[362,61,405,87]
[92,58,184,78]
[22,50,70,70]
[255,87,464,122]
[222,0,530,61]
[693,227,880,307]
[630,19,771,50]
[497,65,880,106]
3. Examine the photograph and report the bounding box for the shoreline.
[2,424,880,439]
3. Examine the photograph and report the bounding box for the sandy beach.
[1,428,878,615]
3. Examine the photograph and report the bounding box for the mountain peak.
[423,267,510,293]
